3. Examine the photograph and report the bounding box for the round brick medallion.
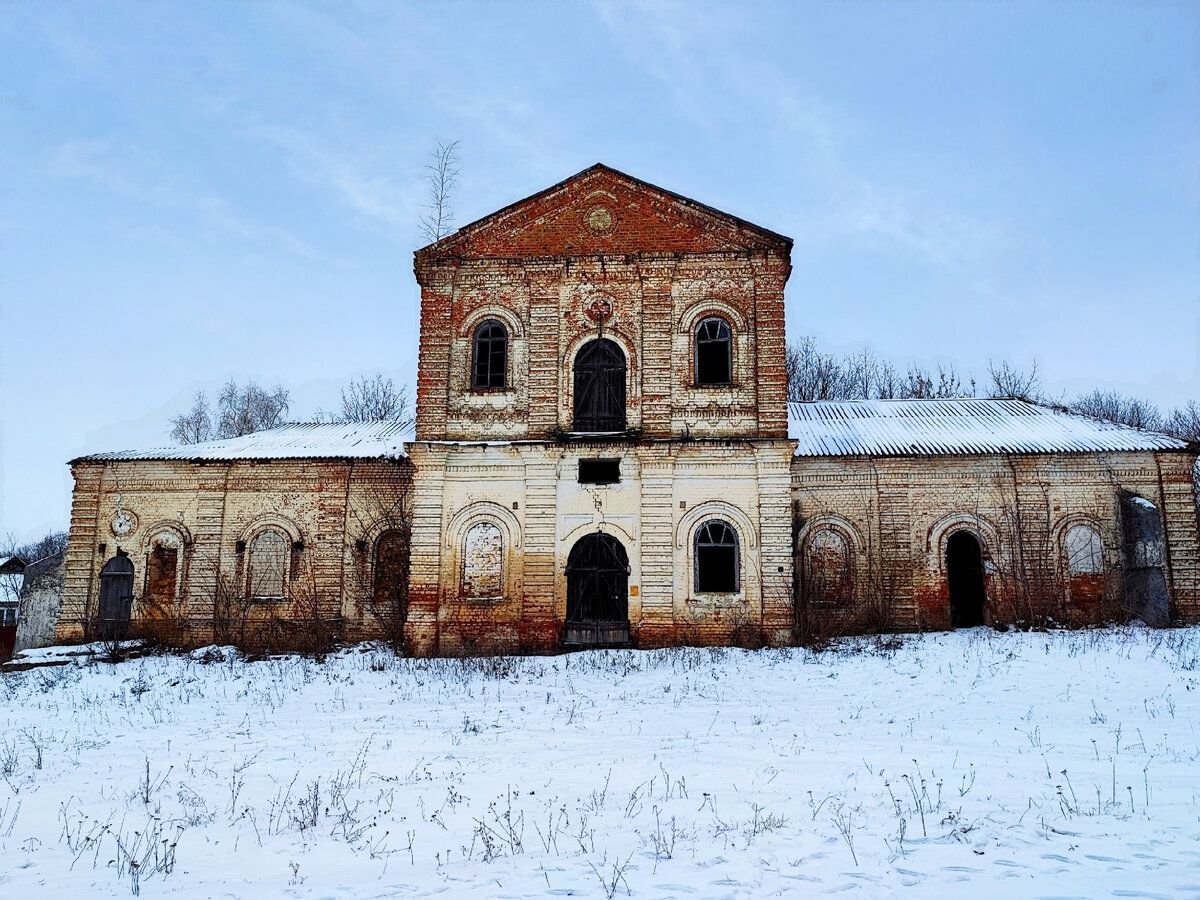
[584,295,613,323]
[585,205,614,234]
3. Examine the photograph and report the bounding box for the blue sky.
[2,1,1197,541]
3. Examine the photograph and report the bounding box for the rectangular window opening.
[696,343,732,386]
[578,458,621,485]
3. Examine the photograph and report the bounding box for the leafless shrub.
[830,802,859,866]
[586,851,633,899]
[1162,401,1200,442]
[987,358,1041,401]
[1069,389,1162,431]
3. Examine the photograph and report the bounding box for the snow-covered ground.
[1,628,1199,898]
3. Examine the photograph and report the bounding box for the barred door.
[564,533,630,647]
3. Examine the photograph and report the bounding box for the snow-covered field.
[1,628,1199,898]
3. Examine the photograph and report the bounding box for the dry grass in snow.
[1,627,1199,897]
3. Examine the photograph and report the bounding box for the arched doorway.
[373,530,410,638]
[97,552,135,639]
[573,338,627,432]
[1120,493,1169,626]
[564,533,630,647]
[946,531,985,627]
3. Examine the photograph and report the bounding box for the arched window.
[573,338,627,432]
[1064,524,1103,575]
[249,529,289,599]
[472,320,508,389]
[805,529,851,605]
[462,522,503,597]
[695,520,739,593]
[694,317,732,386]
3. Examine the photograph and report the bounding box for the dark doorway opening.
[145,545,177,617]
[373,530,410,637]
[97,552,135,639]
[1120,493,1170,626]
[564,533,630,647]
[573,339,627,432]
[946,531,985,627]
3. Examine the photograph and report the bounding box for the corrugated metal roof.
[788,399,1190,458]
[75,421,409,463]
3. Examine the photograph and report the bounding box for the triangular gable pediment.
[417,164,792,260]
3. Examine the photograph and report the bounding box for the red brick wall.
[413,166,793,443]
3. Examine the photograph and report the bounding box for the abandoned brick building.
[56,164,1200,654]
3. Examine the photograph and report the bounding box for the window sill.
[687,593,745,603]
[459,595,507,604]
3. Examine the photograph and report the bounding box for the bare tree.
[2,529,68,565]
[987,359,1041,401]
[324,374,414,426]
[786,337,844,401]
[788,336,975,402]
[418,139,461,244]
[217,380,290,438]
[170,380,290,444]
[169,391,213,444]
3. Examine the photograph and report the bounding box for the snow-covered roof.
[788,399,1191,458]
[75,421,409,463]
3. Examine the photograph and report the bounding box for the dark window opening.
[695,317,732,386]
[573,338,627,431]
[695,520,739,593]
[946,531,985,627]
[578,458,620,485]
[472,320,508,389]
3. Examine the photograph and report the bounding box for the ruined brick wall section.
[756,444,795,642]
[751,260,791,439]
[414,266,455,441]
[341,460,414,642]
[404,445,446,655]
[55,457,415,648]
[791,451,1200,630]
[1157,451,1200,621]
[56,464,102,642]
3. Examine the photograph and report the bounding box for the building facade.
[55,165,1200,653]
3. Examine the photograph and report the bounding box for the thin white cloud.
[44,139,322,259]
[238,118,424,236]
